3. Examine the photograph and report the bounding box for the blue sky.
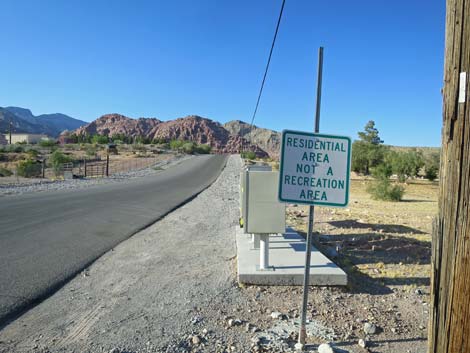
[0,0,445,146]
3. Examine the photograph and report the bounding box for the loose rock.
[363,322,377,335]
[271,311,283,319]
[318,343,334,353]
[358,339,367,348]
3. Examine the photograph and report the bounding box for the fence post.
[42,159,46,178]
[84,159,87,177]
[106,153,109,177]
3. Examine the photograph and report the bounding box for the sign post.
[277,47,351,349]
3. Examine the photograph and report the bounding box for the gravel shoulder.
[0,156,429,353]
[0,154,193,197]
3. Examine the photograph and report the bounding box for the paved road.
[0,154,227,327]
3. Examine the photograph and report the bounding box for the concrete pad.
[236,226,347,286]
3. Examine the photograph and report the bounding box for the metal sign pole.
[298,46,324,348]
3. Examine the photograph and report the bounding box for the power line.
[246,0,286,151]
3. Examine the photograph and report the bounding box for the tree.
[429,1,470,351]
[358,120,384,145]
[387,150,424,182]
[424,151,440,181]
[352,120,387,174]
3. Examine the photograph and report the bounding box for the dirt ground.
[275,175,437,352]
[0,162,437,353]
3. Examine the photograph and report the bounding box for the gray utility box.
[240,166,286,234]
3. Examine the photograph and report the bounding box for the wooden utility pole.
[429,0,470,352]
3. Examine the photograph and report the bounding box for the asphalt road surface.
[0,154,227,327]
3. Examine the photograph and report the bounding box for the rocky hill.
[2,106,87,137]
[74,114,162,138]
[73,114,271,157]
[223,120,281,159]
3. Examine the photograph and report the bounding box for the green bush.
[182,142,196,154]
[195,144,211,154]
[91,135,109,144]
[424,151,440,181]
[26,149,39,158]
[49,150,73,176]
[371,163,392,179]
[425,165,439,181]
[0,167,13,177]
[17,159,42,178]
[6,145,24,153]
[241,151,256,160]
[169,139,184,150]
[367,179,404,201]
[39,139,57,147]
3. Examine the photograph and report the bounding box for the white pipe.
[260,234,269,270]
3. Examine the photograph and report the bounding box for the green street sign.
[278,129,351,207]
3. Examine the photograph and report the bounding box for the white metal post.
[252,233,260,249]
[259,234,269,270]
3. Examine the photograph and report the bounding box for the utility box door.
[240,165,272,227]
[246,171,285,234]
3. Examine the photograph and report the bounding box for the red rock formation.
[72,114,269,157]
[74,114,161,138]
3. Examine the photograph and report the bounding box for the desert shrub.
[169,139,184,150]
[0,167,13,177]
[91,135,109,144]
[132,144,146,152]
[425,165,439,181]
[367,179,404,201]
[241,151,256,160]
[195,144,211,154]
[26,149,40,158]
[85,145,97,157]
[17,159,42,178]
[135,136,151,144]
[6,145,24,153]
[182,142,196,154]
[49,150,73,176]
[152,138,168,144]
[39,139,57,147]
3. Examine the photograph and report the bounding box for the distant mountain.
[35,113,87,135]
[5,107,36,124]
[74,114,269,157]
[0,107,46,135]
[2,106,87,137]
[224,120,281,159]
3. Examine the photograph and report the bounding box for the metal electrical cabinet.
[240,166,286,234]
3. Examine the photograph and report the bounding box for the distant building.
[1,133,50,144]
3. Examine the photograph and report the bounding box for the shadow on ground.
[327,219,427,235]
[297,224,431,295]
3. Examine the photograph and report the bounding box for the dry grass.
[287,175,438,292]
